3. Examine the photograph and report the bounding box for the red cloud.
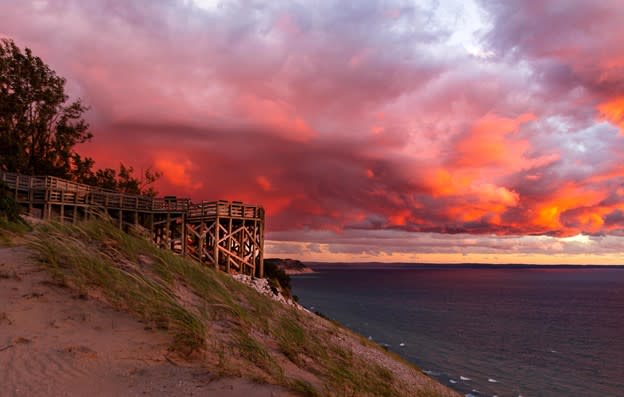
[154,156,203,191]
[3,0,624,261]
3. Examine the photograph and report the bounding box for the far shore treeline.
[0,38,160,196]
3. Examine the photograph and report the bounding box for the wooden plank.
[213,217,219,270]
[218,225,245,244]
[258,218,265,278]
[217,245,253,269]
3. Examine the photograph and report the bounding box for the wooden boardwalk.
[0,170,265,277]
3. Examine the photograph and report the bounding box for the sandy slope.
[0,246,294,397]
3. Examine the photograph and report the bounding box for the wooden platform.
[0,171,265,277]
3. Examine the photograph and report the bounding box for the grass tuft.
[30,221,205,354]
[0,217,30,245]
[289,379,319,397]
[234,331,284,381]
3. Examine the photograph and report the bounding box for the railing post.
[14,174,19,200]
[214,216,220,270]
[258,209,265,278]
[181,213,187,257]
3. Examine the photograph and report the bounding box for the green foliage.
[0,181,30,244]
[235,331,284,380]
[275,315,308,364]
[264,259,292,297]
[0,38,91,177]
[0,38,161,196]
[73,161,162,196]
[288,379,319,397]
[0,181,21,222]
[31,221,205,353]
[0,217,30,246]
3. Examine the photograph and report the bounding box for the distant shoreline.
[303,262,624,269]
[264,258,317,275]
[283,267,317,275]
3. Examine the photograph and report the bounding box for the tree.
[0,38,91,177]
[0,181,22,222]
[72,161,161,197]
[0,39,161,196]
[116,164,161,197]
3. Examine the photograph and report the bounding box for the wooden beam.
[226,217,232,273]
[213,216,219,270]
[258,217,265,278]
[217,245,253,269]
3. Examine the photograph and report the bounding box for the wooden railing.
[152,197,191,212]
[0,170,262,218]
[187,200,263,219]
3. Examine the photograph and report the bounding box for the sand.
[0,246,294,397]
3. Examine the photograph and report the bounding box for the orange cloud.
[154,157,203,191]
[598,97,624,133]
[453,113,536,168]
[530,184,607,233]
[474,183,519,207]
[425,168,473,197]
[424,168,518,207]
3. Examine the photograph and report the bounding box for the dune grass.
[24,219,457,397]
[0,217,30,246]
[31,221,206,353]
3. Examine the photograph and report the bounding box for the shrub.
[0,181,22,222]
[264,259,292,297]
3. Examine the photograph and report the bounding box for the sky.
[2,0,624,264]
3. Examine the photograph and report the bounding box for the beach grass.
[30,221,206,353]
[22,219,458,397]
[0,217,30,246]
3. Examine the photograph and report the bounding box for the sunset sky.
[3,0,624,264]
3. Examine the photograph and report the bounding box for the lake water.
[291,265,624,397]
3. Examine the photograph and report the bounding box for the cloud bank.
[2,0,624,262]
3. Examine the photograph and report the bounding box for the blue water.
[291,265,624,397]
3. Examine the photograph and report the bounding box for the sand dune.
[0,246,294,397]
